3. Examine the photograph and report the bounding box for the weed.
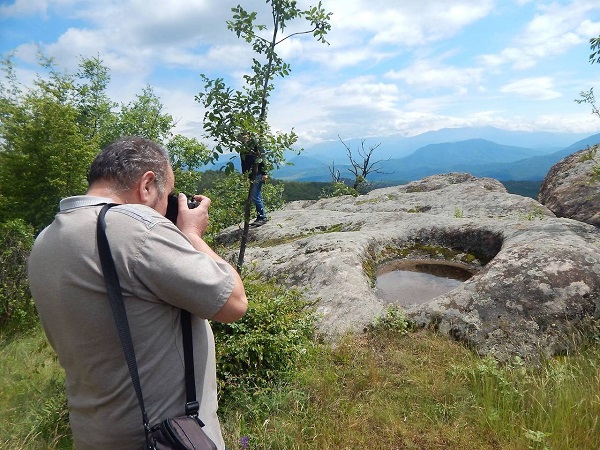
[367,304,413,335]
[406,204,424,213]
[520,206,546,221]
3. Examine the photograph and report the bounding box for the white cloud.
[385,60,483,91]
[481,0,600,70]
[0,0,48,18]
[579,19,600,40]
[325,0,495,46]
[500,77,562,100]
[3,0,600,150]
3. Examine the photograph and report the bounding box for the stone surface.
[218,173,600,362]
[539,146,600,227]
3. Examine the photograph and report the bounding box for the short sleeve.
[130,221,235,319]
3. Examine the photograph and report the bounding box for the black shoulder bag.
[97,203,217,450]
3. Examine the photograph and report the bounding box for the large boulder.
[539,146,600,227]
[218,173,600,362]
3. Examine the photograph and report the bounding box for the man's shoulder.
[111,204,171,230]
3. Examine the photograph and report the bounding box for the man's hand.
[176,193,210,237]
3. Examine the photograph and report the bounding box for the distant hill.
[373,139,545,180]
[272,132,600,183]
[203,127,600,183]
[470,132,600,180]
[298,126,591,164]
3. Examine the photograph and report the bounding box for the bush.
[212,270,317,405]
[0,219,36,333]
[367,304,413,335]
[321,180,358,198]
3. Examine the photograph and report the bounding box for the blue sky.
[2,0,600,149]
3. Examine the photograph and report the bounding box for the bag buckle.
[185,400,199,416]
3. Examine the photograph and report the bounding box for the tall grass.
[455,347,600,449]
[3,325,599,449]
[0,327,72,449]
[220,328,600,450]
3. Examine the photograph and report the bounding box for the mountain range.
[271,127,600,183]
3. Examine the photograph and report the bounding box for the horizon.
[2,1,600,149]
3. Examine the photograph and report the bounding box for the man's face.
[150,166,175,216]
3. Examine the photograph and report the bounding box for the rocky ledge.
[218,173,600,362]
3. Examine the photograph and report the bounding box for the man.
[240,135,268,227]
[28,136,247,450]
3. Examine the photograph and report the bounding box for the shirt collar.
[59,195,115,212]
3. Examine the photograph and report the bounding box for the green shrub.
[321,181,358,198]
[367,304,413,335]
[213,270,317,405]
[0,219,36,333]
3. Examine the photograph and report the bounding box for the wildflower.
[240,435,250,450]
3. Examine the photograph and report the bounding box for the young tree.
[75,55,117,146]
[576,35,600,118]
[575,35,600,177]
[196,1,332,272]
[0,53,99,230]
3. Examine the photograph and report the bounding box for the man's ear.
[138,171,156,203]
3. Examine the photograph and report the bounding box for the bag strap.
[96,204,200,446]
[181,309,200,416]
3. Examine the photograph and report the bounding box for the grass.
[2,326,599,450]
[220,329,600,450]
[0,327,72,449]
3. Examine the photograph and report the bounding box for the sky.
[2,0,600,150]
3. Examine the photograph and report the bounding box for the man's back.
[29,199,232,449]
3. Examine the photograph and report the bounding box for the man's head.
[87,136,174,214]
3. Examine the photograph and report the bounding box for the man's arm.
[176,194,248,323]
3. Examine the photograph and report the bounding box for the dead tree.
[338,136,393,190]
[328,160,343,183]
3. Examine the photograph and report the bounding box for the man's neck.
[86,182,129,204]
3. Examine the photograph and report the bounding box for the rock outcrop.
[218,173,600,362]
[539,146,600,227]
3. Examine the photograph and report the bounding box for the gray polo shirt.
[28,196,235,449]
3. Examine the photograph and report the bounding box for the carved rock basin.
[218,173,600,362]
[376,260,475,306]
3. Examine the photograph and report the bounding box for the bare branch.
[338,135,393,188]
[328,160,342,183]
[275,26,321,45]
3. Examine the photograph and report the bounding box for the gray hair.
[87,136,171,196]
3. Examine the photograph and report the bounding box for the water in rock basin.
[375,260,475,306]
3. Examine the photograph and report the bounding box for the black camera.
[165,193,199,224]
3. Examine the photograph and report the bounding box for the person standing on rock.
[240,133,269,227]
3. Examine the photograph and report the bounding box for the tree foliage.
[0,53,210,231]
[196,0,332,271]
[0,219,35,333]
[0,54,100,230]
[576,35,600,119]
[589,36,600,65]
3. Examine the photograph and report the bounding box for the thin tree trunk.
[236,160,258,273]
